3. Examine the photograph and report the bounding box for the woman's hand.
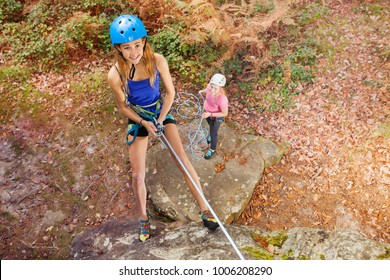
[157,116,165,125]
[142,120,158,137]
[202,112,211,119]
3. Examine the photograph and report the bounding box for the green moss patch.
[242,246,274,260]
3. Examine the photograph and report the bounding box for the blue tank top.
[127,71,161,113]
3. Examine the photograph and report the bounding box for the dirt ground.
[235,1,389,244]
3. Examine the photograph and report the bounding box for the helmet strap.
[129,64,136,80]
[114,46,135,80]
[128,38,146,80]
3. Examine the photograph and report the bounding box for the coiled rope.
[171,91,209,160]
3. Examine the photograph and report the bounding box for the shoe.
[139,211,152,242]
[204,149,215,159]
[200,210,219,230]
[207,135,211,144]
[139,218,150,242]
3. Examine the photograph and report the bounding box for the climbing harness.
[125,101,160,145]
[157,127,245,260]
[125,99,175,145]
[126,91,211,159]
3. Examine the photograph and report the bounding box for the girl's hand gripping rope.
[141,120,159,137]
[153,117,164,136]
[156,122,164,136]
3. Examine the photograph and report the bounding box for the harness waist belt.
[138,100,158,108]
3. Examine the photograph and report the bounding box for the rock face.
[70,220,390,260]
[145,124,283,223]
[280,228,389,260]
[70,124,389,261]
[70,122,390,261]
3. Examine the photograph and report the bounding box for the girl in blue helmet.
[107,15,219,242]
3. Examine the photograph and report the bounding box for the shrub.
[150,23,223,85]
[295,1,329,26]
[222,50,249,77]
[0,0,23,23]
[1,0,135,70]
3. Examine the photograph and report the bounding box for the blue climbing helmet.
[109,15,147,45]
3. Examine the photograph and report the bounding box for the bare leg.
[162,124,208,211]
[128,135,149,220]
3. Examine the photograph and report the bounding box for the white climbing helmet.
[210,73,226,87]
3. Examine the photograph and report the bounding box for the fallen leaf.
[45,226,54,232]
[214,163,225,173]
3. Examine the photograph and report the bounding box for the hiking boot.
[204,149,215,159]
[200,210,219,230]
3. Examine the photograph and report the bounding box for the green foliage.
[260,54,315,112]
[150,26,199,82]
[219,0,323,113]
[222,50,249,77]
[150,24,223,85]
[269,40,282,57]
[0,65,32,84]
[2,0,223,82]
[0,65,52,126]
[237,81,254,96]
[266,65,283,83]
[150,27,183,68]
[290,65,314,82]
[0,0,23,23]
[1,0,135,70]
[262,40,316,85]
[4,1,111,69]
[79,0,137,17]
[63,13,111,53]
[253,0,275,15]
[353,3,387,16]
[287,44,317,66]
[254,2,322,112]
[295,1,329,26]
